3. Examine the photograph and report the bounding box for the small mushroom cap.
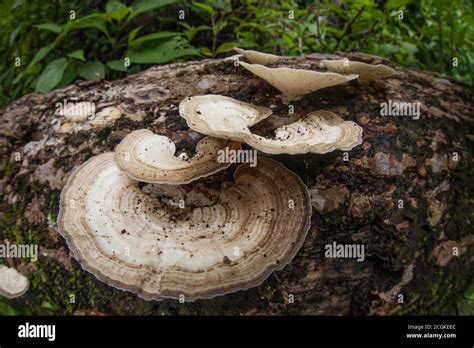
[115,129,241,184]
[320,59,396,83]
[234,47,280,65]
[58,153,311,300]
[238,61,358,103]
[0,265,29,299]
[180,95,363,154]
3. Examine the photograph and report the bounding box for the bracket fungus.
[58,153,311,300]
[179,94,273,137]
[180,95,363,154]
[0,265,29,299]
[56,51,368,301]
[238,61,358,103]
[234,47,280,65]
[320,59,396,83]
[115,129,241,184]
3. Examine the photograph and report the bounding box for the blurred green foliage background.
[0,0,473,108]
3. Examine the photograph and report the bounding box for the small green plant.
[27,0,199,93]
[189,1,237,57]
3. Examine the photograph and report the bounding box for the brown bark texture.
[0,51,473,315]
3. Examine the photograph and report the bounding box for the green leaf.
[130,31,182,46]
[12,73,25,86]
[35,23,63,34]
[464,283,474,301]
[68,49,86,61]
[177,23,210,41]
[106,0,127,13]
[213,0,232,12]
[201,46,213,57]
[78,61,105,81]
[215,20,227,34]
[127,26,142,44]
[57,64,78,88]
[107,59,128,71]
[13,64,42,85]
[216,42,236,54]
[29,43,55,67]
[129,37,199,64]
[400,41,418,53]
[109,8,130,21]
[9,26,21,46]
[56,14,110,45]
[41,300,55,310]
[127,65,141,75]
[70,17,109,37]
[129,0,177,20]
[35,58,68,92]
[378,43,399,55]
[237,38,258,49]
[193,2,214,15]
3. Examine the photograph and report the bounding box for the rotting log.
[0,52,472,315]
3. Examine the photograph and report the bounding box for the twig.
[211,14,217,57]
[332,5,366,53]
[315,0,325,51]
[359,19,378,50]
[437,9,443,70]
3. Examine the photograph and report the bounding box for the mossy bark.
[0,52,472,315]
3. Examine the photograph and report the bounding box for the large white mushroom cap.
[238,61,358,103]
[58,153,311,300]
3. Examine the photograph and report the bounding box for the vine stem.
[332,5,366,53]
[315,0,325,51]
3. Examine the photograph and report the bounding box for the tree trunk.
[0,52,472,315]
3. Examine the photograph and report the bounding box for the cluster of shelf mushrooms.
[54,48,396,301]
